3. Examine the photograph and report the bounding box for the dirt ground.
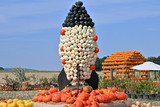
[0,71,158,84]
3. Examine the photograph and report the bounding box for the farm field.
[0,70,158,84]
[0,70,60,84]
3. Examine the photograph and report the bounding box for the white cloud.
[0,0,74,34]
[0,1,65,19]
[85,0,147,6]
[0,0,159,35]
[0,16,62,34]
[91,5,160,25]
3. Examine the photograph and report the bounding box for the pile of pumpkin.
[0,98,8,103]
[0,98,33,107]
[33,86,127,107]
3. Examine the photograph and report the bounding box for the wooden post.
[77,64,80,95]
[111,69,113,80]
[148,71,150,79]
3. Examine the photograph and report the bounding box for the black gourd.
[62,1,94,27]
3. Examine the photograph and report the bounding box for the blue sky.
[0,0,160,70]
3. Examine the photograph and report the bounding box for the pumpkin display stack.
[58,1,99,90]
[139,70,149,80]
[102,50,147,80]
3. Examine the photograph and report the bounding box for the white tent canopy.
[131,61,160,70]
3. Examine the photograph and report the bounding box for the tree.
[147,56,160,80]
[95,56,107,71]
[147,56,160,65]
[0,67,4,70]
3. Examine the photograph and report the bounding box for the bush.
[0,67,4,70]
[13,67,26,82]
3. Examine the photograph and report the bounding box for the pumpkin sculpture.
[58,1,99,91]
[102,50,148,80]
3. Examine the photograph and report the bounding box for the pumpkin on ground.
[90,90,96,96]
[96,94,110,103]
[102,89,116,101]
[43,95,52,103]
[115,92,127,100]
[38,96,43,102]
[38,90,48,96]
[61,93,71,102]
[78,92,90,100]
[49,88,58,94]
[88,95,98,102]
[111,87,118,93]
[66,97,75,104]
[95,89,103,95]
[52,94,61,102]
[74,100,83,107]
[33,95,39,102]
[32,86,128,107]
[61,88,71,93]
[83,86,93,93]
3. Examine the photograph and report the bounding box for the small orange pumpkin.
[115,92,127,100]
[43,95,51,103]
[74,100,83,107]
[66,97,75,104]
[88,95,98,102]
[52,93,61,102]
[49,88,58,94]
[33,95,39,102]
[83,86,93,93]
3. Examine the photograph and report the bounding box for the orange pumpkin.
[71,90,78,96]
[38,96,43,102]
[96,94,110,103]
[51,92,61,97]
[39,90,48,96]
[33,95,39,102]
[66,97,75,104]
[95,89,103,95]
[83,92,90,100]
[61,93,71,102]
[90,90,96,96]
[77,96,85,101]
[115,92,127,100]
[106,88,113,93]
[49,88,58,94]
[83,86,93,93]
[91,101,99,107]
[52,93,61,102]
[78,92,89,100]
[74,100,83,107]
[25,81,29,84]
[82,100,88,106]
[88,95,98,102]
[103,89,116,101]
[43,95,51,103]
[111,87,118,93]
[61,88,71,93]
[69,104,76,107]
[86,100,92,105]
